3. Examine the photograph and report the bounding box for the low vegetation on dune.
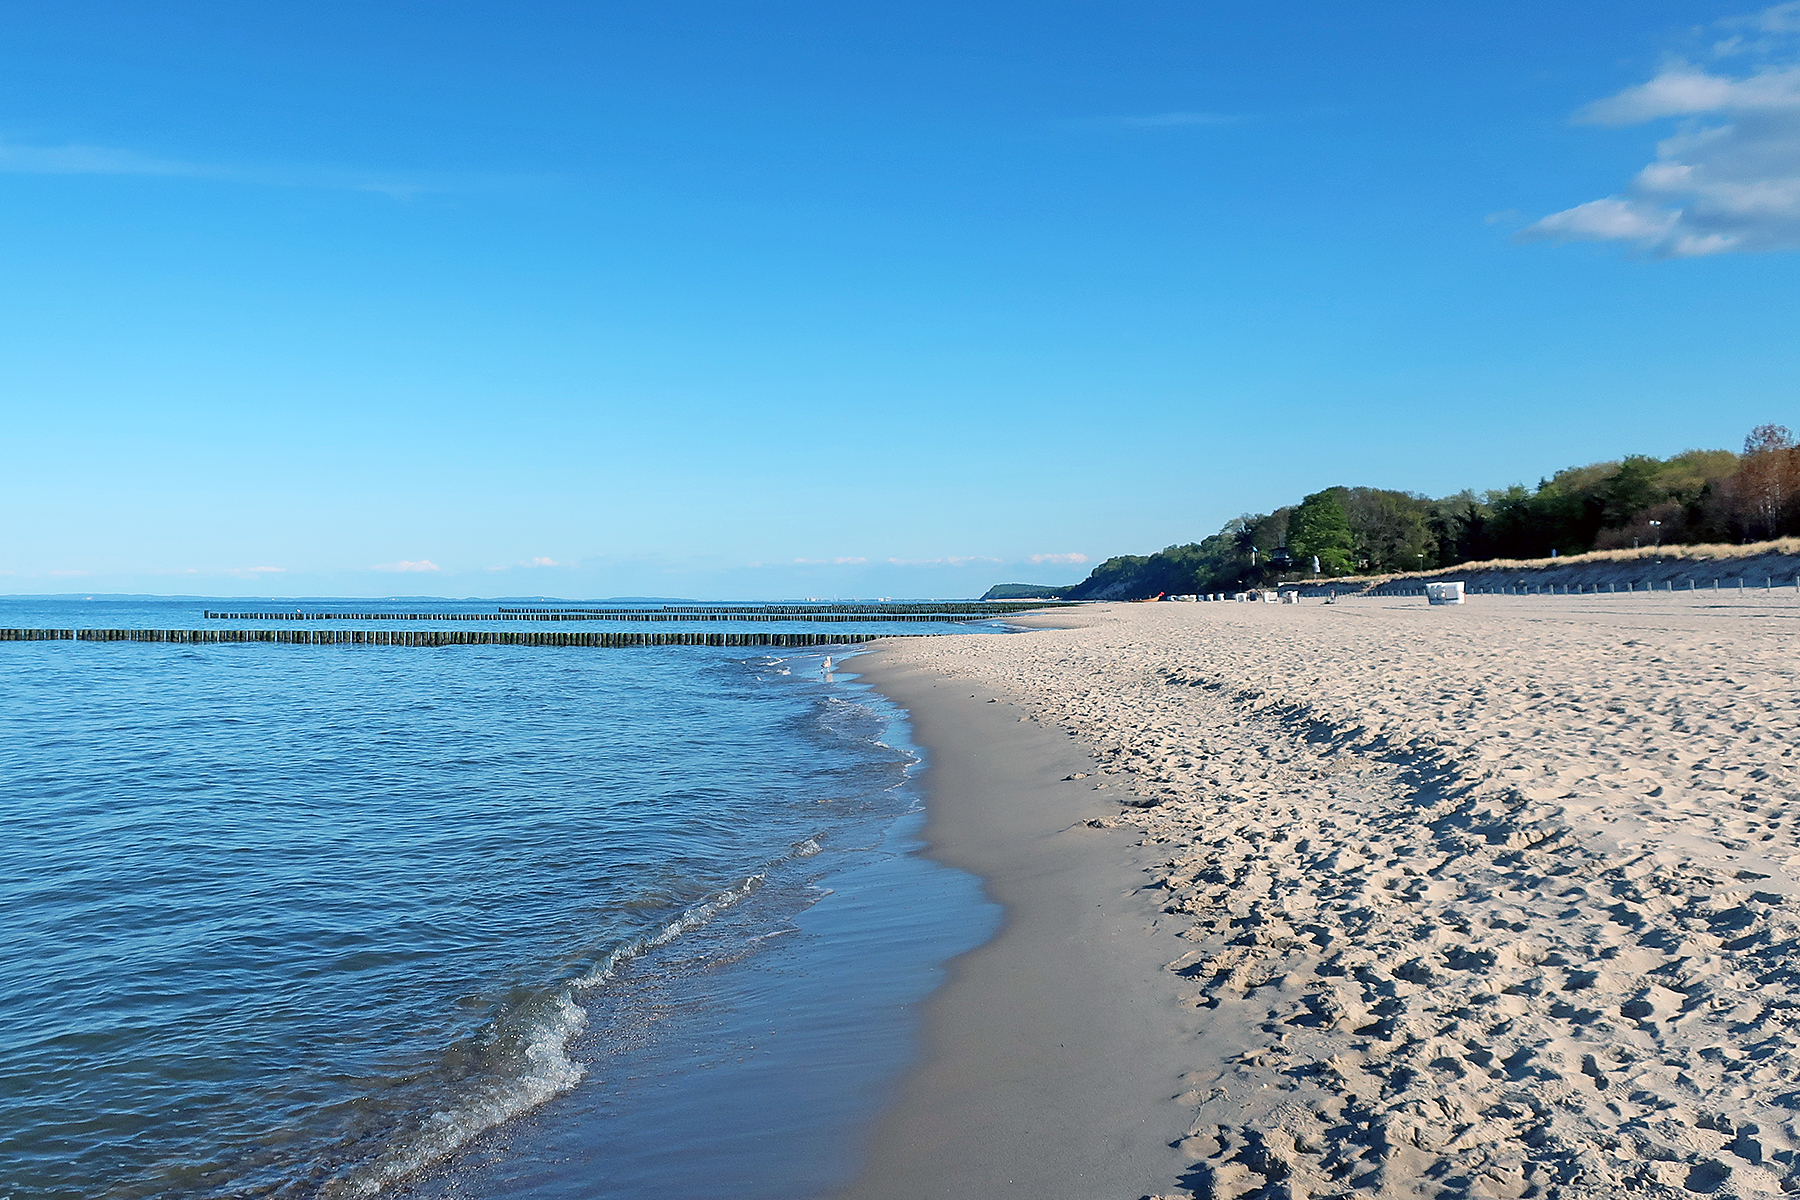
[998,425,1800,601]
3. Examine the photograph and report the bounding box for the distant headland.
[986,423,1800,601]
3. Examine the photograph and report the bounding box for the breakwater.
[207,612,563,621]
[499,603,1073,616]
[204,611,1000,624]
[0,629,919,648]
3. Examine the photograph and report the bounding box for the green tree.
[1658,449,1738,505]
[1048,427,1779,602]
[1289,489,1355,574]
[1341,487,1434,572]
[1602,455,1666,528]
[1426,491,1492,566]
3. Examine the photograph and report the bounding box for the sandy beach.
[841,594,1800,1199]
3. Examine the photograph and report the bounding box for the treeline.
[1055,425,1800,600]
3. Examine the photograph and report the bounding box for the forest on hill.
[1013,424,1800,601]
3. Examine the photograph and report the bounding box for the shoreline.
[392,645,1006,1200]
[834,637,1193,1199]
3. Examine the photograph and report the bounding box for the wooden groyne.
[1,629,922,648]
[1282,574,1800,600]
[205,611,506,621]
[204,610,1019,624]
[496,604,1065,615]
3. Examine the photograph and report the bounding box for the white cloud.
[832,556,867,565]
[372,559,441,573]
[1524,7,1800,256]
[1714,1,1800,54]
[1574,69,1765,125]
[523,557,567,568]
[1028,552,1089,565]
[1528,197,1678,241]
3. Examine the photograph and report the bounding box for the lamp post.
[1648,519,1662,551]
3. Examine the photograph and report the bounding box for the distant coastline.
[1008,425,1800,602]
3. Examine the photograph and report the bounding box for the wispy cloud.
[1028,552,1089,565]
[1714,0,1800,55]
[0,138,486,200]
[373,559,441,573]
[1523,3,1800,256]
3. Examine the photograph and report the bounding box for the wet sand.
[836,651,1193,1200]
[842,594,1800,1199]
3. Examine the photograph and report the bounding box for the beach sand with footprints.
[845,593,1800,1199]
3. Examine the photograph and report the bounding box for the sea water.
[0,598,1000,1199]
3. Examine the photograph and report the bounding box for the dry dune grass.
[1336,538,1800,588]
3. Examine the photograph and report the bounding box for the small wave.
[813,697,888,747]
[330,837,832,1194]
[333,991,588,1196]
[575,872,766,990]
[573,831,832,991]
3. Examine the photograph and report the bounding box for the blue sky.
[2,1,1797,598]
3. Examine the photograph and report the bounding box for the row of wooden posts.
[498,602,1068,616]
[1359,577,1800,597]
[202,610,995,624]
[0,629,914,648]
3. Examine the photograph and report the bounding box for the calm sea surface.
[0,598,1001,1199]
